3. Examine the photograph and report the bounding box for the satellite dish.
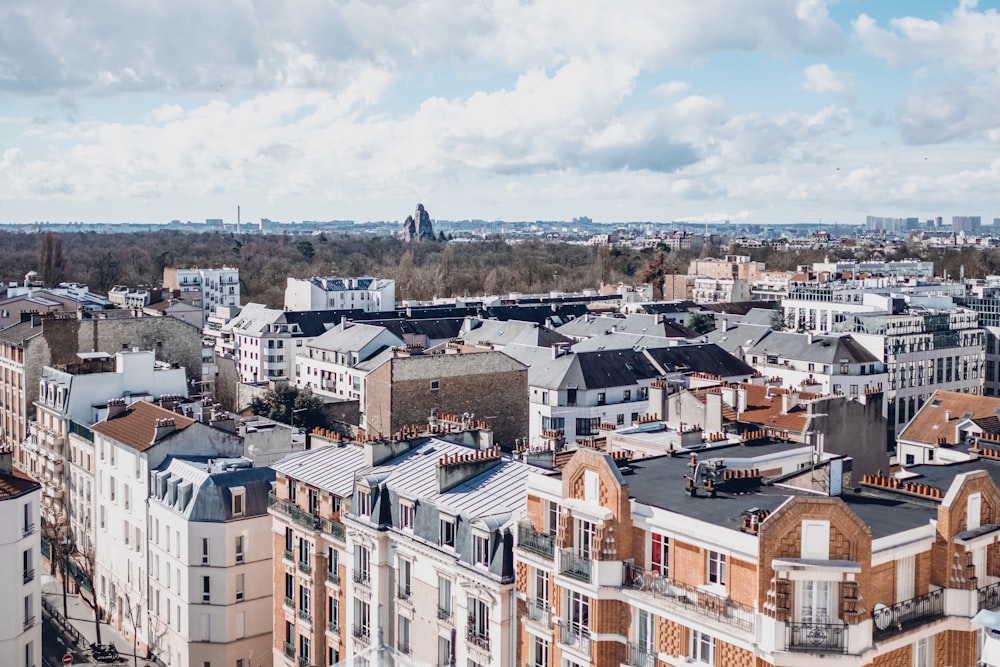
[873,602,892,630]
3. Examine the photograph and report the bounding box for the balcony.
[622,562,754,632]
[353,625,371,645]
[559,622,591,657]
[283,549,294,562]
[320,517,345,541]
[297,609,311,624]
[22,523,35,538]
[437,607,452,622]
[23,569,34,584]
[517,522,555,559]
[23,616,35,631]
[327,621,340,635]
[398,584,411,601]
[268,492,321,530]
[625,642,656,667]
[527,599,550,624]
[297,658,311,667]
[872,589,945,639]
[283,642,295,658]
[283,596,294,610]
[981,580,1000,610]
[353,568,371,586]
[297,560,311,575]
[787,622,846,653]
[326,570,340,585]
[466,626,490,652]
[559,548,592,583]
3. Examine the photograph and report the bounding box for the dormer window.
[439,516,456,548]
[232,487,246,517]
[400,501,414,530]
[356,488,372,517]
[473,532,491,567]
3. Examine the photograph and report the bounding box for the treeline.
[3,229,994,308]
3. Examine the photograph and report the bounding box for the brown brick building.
[515,443,1000,667]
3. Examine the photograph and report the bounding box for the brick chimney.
[153,417,176,442]
[436,447,503,493]
[107,398,128,419]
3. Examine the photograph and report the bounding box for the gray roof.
[151,456,275,522]
[556,313,693,340]
[307,322,403,355]
[526,348,661,391]
[644,343,754,378]
[706,323,772,355]
[461,318,574,349]
[570,332,678,352]
[272,443,367,498]
[359,438,540,521]
[744,331,880,365]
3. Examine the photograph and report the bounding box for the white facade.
[529,380,651,447]
[0,462,41,667]
[222,304,302,384]
[148,458,274,667]
[294,322,403,401]
[284,277,395,313]
[691,277,750,304]
[165,267,241,326]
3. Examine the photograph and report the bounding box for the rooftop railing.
[517,522,555,559]
[872,589,944,639]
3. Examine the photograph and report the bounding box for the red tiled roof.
[737,383,813,433]
[897,390,1000,446]
[0,468,40,498]
[91,400,196,451]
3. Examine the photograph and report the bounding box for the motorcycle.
[89,641,122,663]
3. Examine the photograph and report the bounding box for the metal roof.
[272,443,367,498]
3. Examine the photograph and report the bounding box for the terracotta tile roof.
[688,387,737,421]
[897,390,1000,446]
[736,383,814,433]
[0,467,40,499]
[91,400,197,451]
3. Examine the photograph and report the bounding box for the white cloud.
[802,63,856,102]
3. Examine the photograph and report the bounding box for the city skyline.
[1,1,999,225]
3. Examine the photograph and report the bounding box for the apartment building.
[0,450,41,667]
[691,277,751,304]
[26,350,187,531]
[163,267,241,327]
[284,277,395,313]
[91,400,244,651]
[269,426,540,667]
[515,445,998,667]
[293,321,403,402]
[148,456,275,667]
[688,255,763,282]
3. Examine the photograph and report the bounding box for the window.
[438,576,452,619]
[356,488,372,517]
[623,389,631,401]
[354,598,371,639]
[232,489,245,517]
[235,535,245,564]
[651,533,669,576]
[541,416,565,433]
[468,597,489,639]
[575,519,595,559]
[707,551,726,587]
[565,590,589,644]
[440,517,456,548]
[299,584,310,617]
[308,489,319,514]
[298,537,311,568]
[541,391,549,404]
[799,581,831,625]
[202,576,211,603]
[354,545,371,584]
[690,629,715,665]
[914,637,933,667]
[636,608,655,658]
[202,538,209,565]
[288,483,297,503]
[400,502,414,529]
[566,387,577,406]
[299,635,310,663]
[284,573,294,605]
[430,380,440,391]
[439,635,453,667]
[616,413,625,426]
[22,548,33,583]
[597,392,606,405]
[533,568,550,617]
[398,615,411,654]
[532,637,550,667]
[284,527,293,555]
[23,593,33,627]
[474,533,490,567]
[575,417,600,436]
[235,574,245,602]
[398,558,412,599]
[328,595,340,630]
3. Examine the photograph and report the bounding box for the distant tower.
[237,205,241,235]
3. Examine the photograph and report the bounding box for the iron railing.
[527,599,550,623]
[327,570,340,584]
[981,580,1000,611]
[353,625,371,644]
[327,621,340,634]
[787,622,847,653]
[559,548,592,583]
[298,560,311,574]
[466,626,490,651]
[559,622,591,656]
[297,609,311,623]
[321,517,345,541]
[872,589,945,639]
[353,568,370,585]
[283,641,294,658]
[518,522,555,559]
[437,607,452,622]
[23,569,34,584]
[625,642,656,667]
[268,492,322,530]
[621,562,754,632]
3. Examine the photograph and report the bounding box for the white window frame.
[690,629,715,665]
[707,550,726,587]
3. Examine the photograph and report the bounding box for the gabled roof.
[736,383,817,433]
[272,444,368,497]
[644,343,754,378]
[744,332,879,365]
[91,400,197,451]
[461,319,574,349]
[0,468,40,499]
[897,390,1000,446]
[307,322,402,355]
[528,348,660,390]
[706,323,772,355]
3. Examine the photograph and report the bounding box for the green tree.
[296,240,316,262]
[686,312,715,335]
[249,384,325,430]
[769,308,787,331]
[38,232,65,286]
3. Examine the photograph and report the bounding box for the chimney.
[721,318,729,332]
[806,332,814,345]
[945,410,951,422]
[436,447,503,493]
[0,447,12,474]
[782,390,800,414]
[107,398,128,419]
[153,417,177,442]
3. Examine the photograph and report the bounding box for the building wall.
[0,485,41,667]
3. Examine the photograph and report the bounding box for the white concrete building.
[294,322,403,401]
[284,277,395,313]
[0,450,41,667]
[30,351,187,546]
[91,400,244,653]
[164,267,241,327]
[148,456,275,667]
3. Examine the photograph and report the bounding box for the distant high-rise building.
[952,215,981,234]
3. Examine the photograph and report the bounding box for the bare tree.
[76,543,104,645]
[121,587,143,667]
[40,513,73,618]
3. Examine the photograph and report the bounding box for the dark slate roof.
[482,303,590,324]
[0,318,42,344]
[641,302,692,315]
[644,343,754,378]
[576,349,661,388]
[702,301,779,316]
[279,309,357,336]
[152,456,275,522]
[365,317,465,341]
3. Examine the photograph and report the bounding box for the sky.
[2,0,1000,226]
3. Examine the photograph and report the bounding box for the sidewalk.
[40,573,134,662]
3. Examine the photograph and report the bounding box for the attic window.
[232,487,245,517]
[931,399,941,407]
[430,380,440,392]
[962,412,973,420]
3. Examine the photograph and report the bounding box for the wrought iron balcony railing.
[517,522,555,559]
[872,589,944,639]
[787,621,846,653]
